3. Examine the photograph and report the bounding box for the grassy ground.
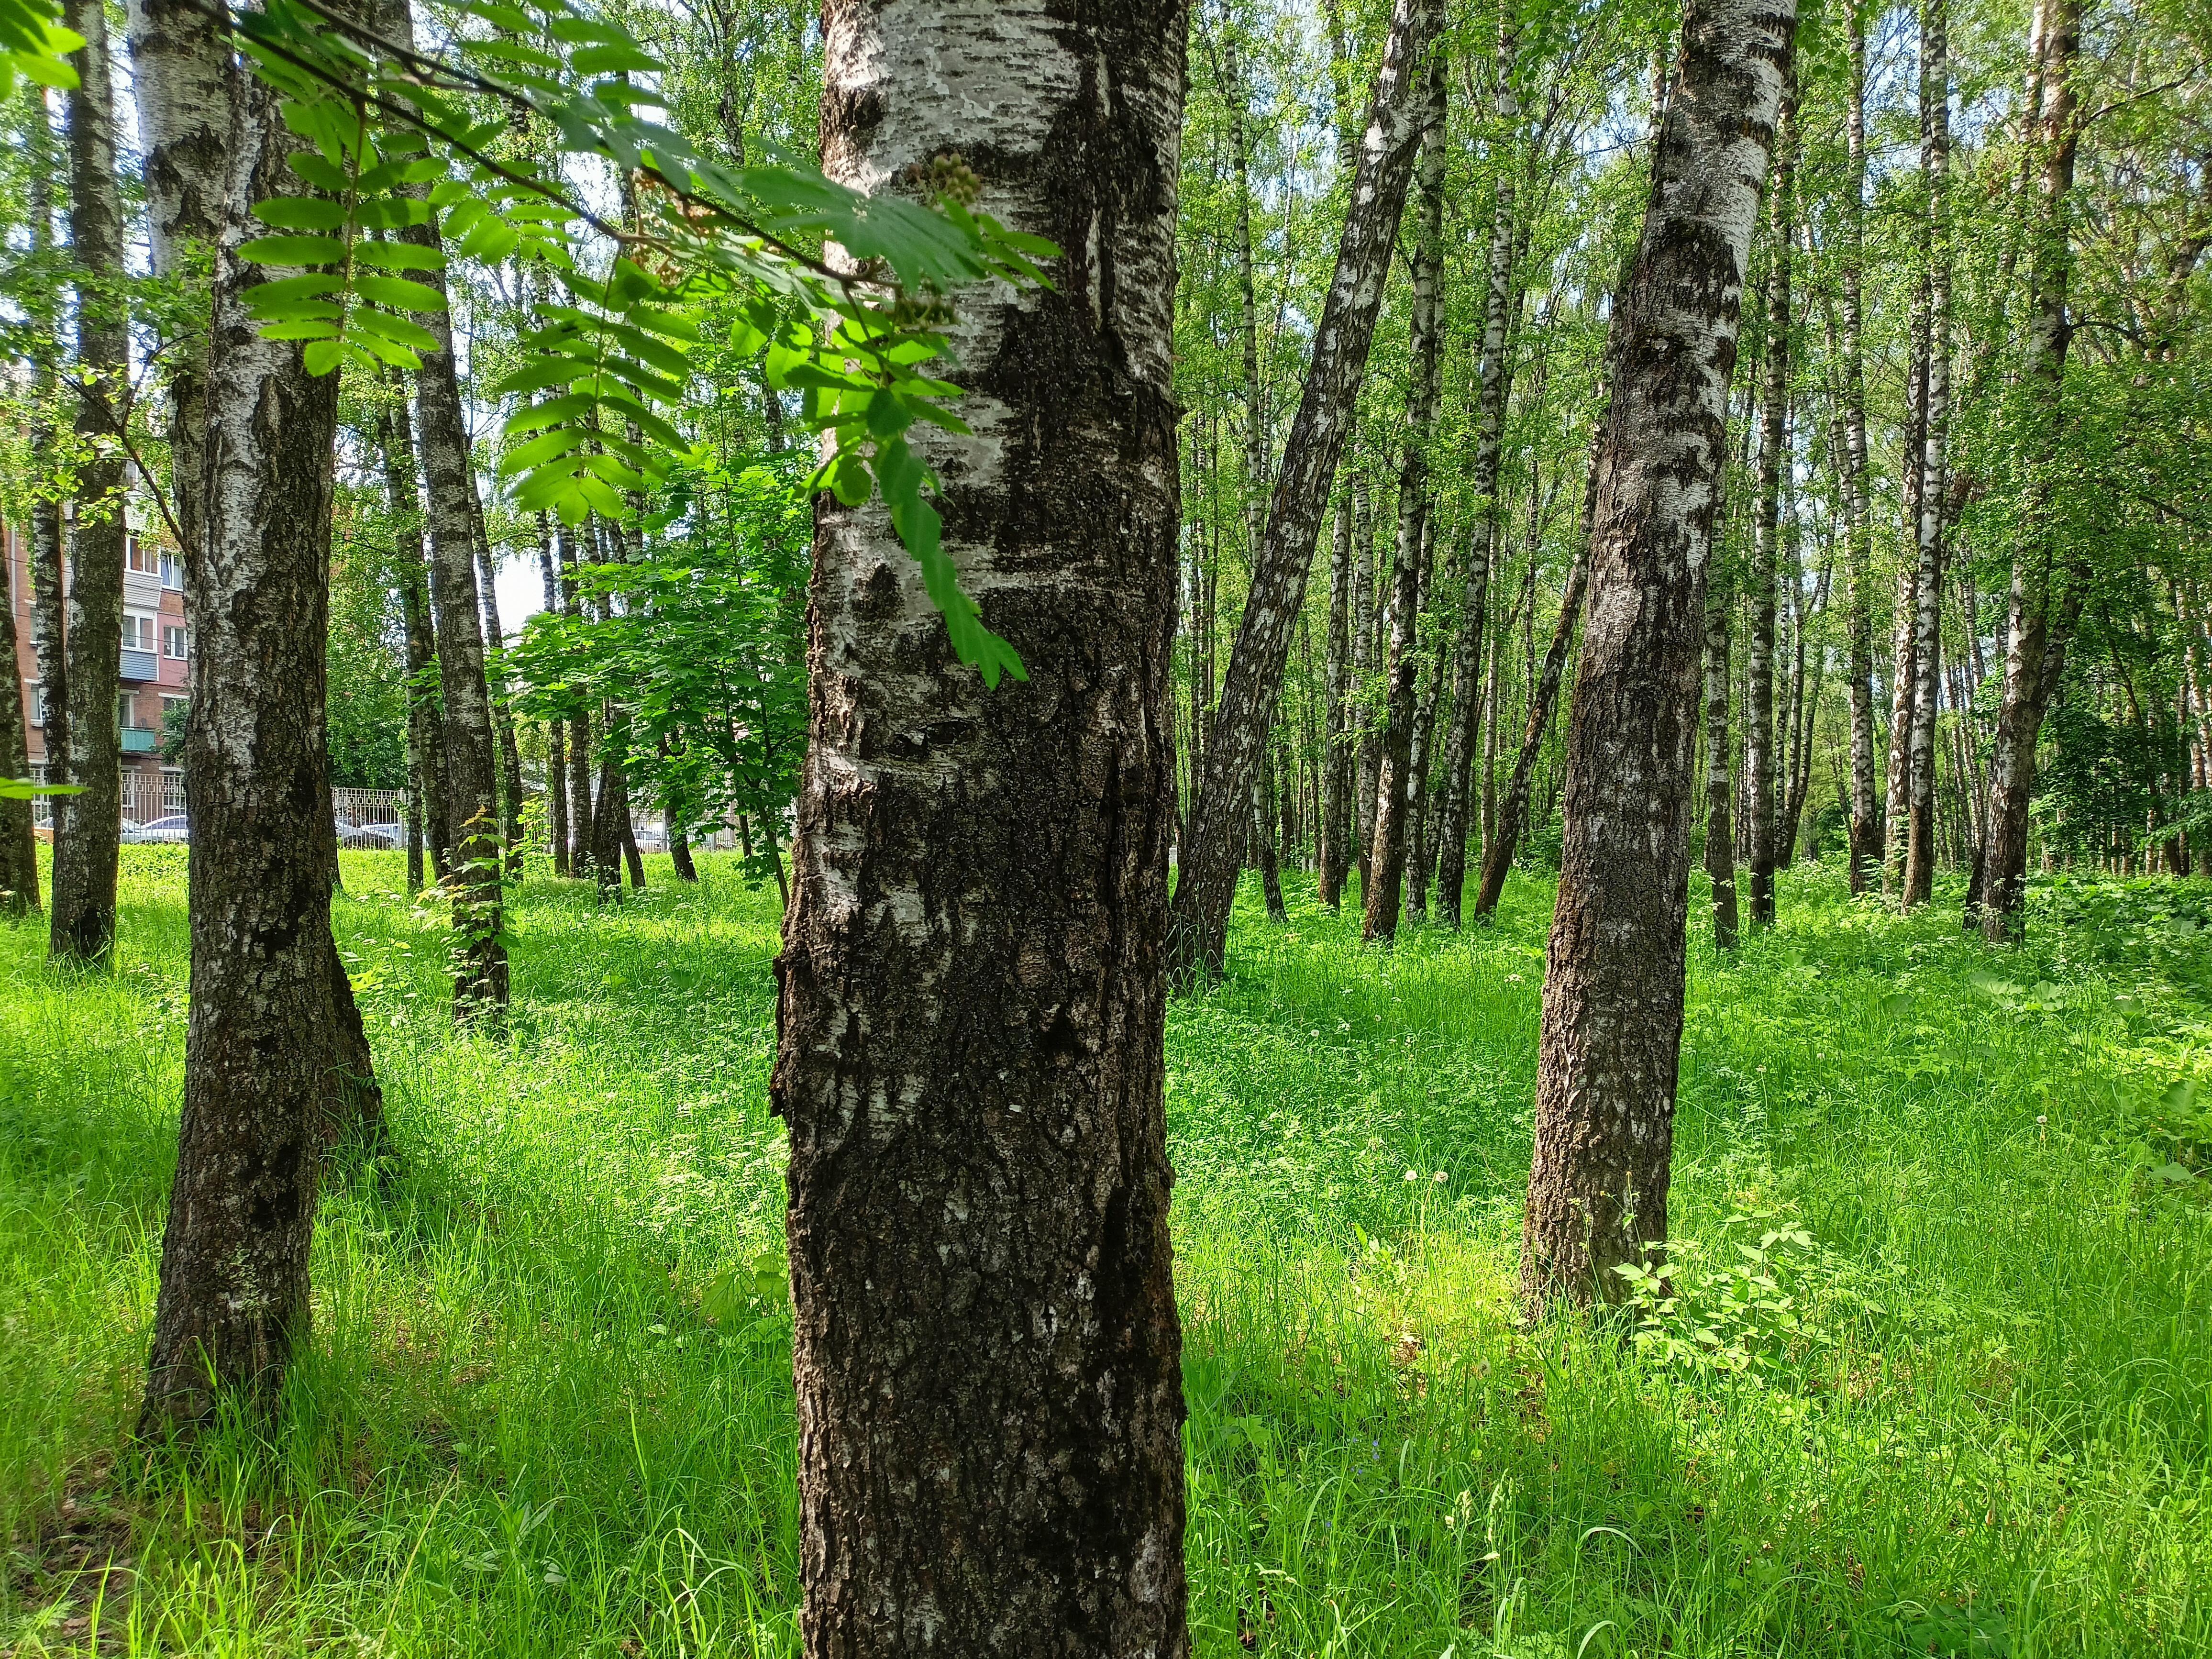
[1,849,2207,1656]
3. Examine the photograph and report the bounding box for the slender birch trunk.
[377,379,450,884]
[1434,21,1521,929]
[1746,75,1794,929]
[1702,552,1740,949]
[1169,0,1445,978]
[1363,53,1449,945]
[1980,0,2080,940]
[50,0,129,964]
[23,91,67,800]
[1840,1,1879,893]
[1319,493,1351,906]
[537,512,569,874]
[775,4,1189,1648]
[1902,0,1952,908]
[1521,0,1797,1309]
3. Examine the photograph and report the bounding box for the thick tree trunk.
[1745,76,1793,929]
[142,48,354,1431]
[1362,54,1448,946]
[1520,0,1796,1310]
[1902,0,1952,910]
[1433,24,1520,930]
[1840,4,1879,893]
[50,0,129,965]
[389,0,503,1017]
[1318,494,1351,907]
[1472,537,1589,921]
[1980,0,2079,940]
[1168,0,1444,979]
[775,4,1189,1651]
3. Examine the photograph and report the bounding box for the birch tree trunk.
[1472,533,1589,922]
[559,520,597,877]
[1980,0,2080,941]
[774,3,1188,1649]
[1319,494,1351,907]
[1886,285,1930,895]
[377,381,450,885]
[1352,465,1379,892]
[0,540,35,910]
[1902,0,1951,909]
[50,0,129,965]
[1746,75,1794,929]
[1840,0,1879,893]
[1168,0,1444,979]
[1434,22,1520,929]
[1521,0,1796,1310]
[538,513,570,875]
[1362,53,1448,946]
[23,90,67,799]
[1702,556,1740,949]
[471,498,527,878]
[142,44,353,1430]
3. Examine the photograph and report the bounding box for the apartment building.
[4,506,191,822]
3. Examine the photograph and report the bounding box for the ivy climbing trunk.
[1168,0,1445,980]
[1362,51,1448,946]
[142,42,360,1431]
[50,0,129,965]
[775,2,1189,1651]
[1520,0,1797,1310]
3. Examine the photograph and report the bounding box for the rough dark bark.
[142,47,356,1431]
[1362,52,1448,946]
[1901,0,1951,910]
[1745,75,1793,929]
[50,0,129,965]
[774,3,1189,1652]
[1979,0,2079,941]
[1168,0,1444,979]
[1472,490,1593,922]
[1520,0,1796,1311]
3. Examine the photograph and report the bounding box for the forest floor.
[0,851,2208,1657]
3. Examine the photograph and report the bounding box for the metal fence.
[32,768,409,840]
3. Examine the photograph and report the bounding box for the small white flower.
[1403,1169,1419,1182]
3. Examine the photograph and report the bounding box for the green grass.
[2,848,2208,1655]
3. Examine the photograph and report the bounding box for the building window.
[124,612,155,652]
[27,682,41,728]
[126,535,155,575]
[159,551,183,590]
[118,694,143,730]
[163,624,190,660]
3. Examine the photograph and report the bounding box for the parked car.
[335,818,404,849]
[124,814,190,844]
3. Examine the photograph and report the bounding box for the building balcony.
[120,648,157,682]
[121,727,158,754]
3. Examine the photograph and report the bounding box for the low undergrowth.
[1,851,2206,1655]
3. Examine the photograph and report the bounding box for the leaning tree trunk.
[1520,0,1797,1311]
[1745,74,1794,930]
[142,44,358,1431]
[774,3,1189,1652]
[50,0,129,965]
[1980,0,2080,941]
[1362,53,1448,946]
[1168,0,1444,980]
[1902,0,1952,911]
[1840,6,1879,893]
[1434,19,1521,929]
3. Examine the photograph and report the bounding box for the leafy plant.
[1613,1210,1836,1383]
